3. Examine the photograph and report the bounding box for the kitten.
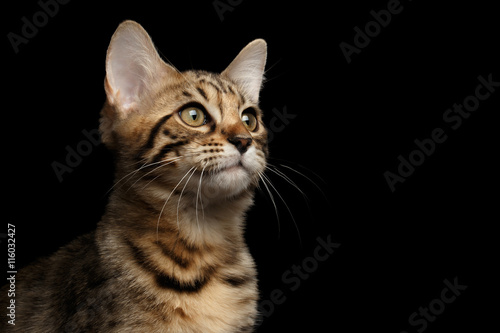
[1,20,268,332]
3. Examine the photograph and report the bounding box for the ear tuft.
[222,39,267,104]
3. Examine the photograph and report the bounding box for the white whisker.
[265,164,308,199]
[156,166,196,241]
[261,172,302,245]
[107,156,180,195]
[176,167,198,230]
[196,163,208,233]
[258,171,280,238]
[278,163,329,204]
[126,156,183,192]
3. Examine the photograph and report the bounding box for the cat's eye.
[179,106,207,127]
[241,110,258,132]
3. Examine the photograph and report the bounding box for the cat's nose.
[228,135,253,154]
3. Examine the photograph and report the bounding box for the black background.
[3,0,499,332]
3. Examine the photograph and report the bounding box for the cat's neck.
[101,180,254,247]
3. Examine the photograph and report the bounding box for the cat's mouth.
[187,159,252,198]
[217,161,245,173]
[188,159,248,180]
[206,158,252,181]
[185,152,264,198]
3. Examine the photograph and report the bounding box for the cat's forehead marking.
[181,71,247,123]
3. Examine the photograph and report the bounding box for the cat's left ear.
[222,39,267,104]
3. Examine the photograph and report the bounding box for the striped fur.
[1,21,267,332]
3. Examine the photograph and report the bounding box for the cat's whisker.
[123,155,149,168]
[132,156,185,192]
[262,58,285,84]
[263,58,281,77]
[196,163,208,233]
[176,167,198,230]
[105,160,150,195]
[156,166,197,242]
[107,157,176,194]
[258,171,281,238]
[139,173,164,191]
[260,171,302,245]
[126,156,185,192]
[138,153,199,193]
[278,163,330,204]
[265,163,316,221]
[265,164,308,199]
[109,151,202,195]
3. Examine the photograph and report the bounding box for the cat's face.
[110,70,268,199]
[100,21,268,200]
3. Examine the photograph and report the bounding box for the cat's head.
[100,21,268,201]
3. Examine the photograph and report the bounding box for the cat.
[1,20,268,332]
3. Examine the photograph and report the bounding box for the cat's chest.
[114,267,257,333]
[107,232,258,332]
[157,280,257,332]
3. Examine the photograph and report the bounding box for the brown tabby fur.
[1,21,268,332]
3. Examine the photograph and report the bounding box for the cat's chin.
[202,165,253,198]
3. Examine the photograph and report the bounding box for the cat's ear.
[222,39,267,104]
[104,20,176,117]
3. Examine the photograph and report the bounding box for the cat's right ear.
[104,20,176,117]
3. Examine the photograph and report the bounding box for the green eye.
[180,107,206,127]
[241,111,258,131]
